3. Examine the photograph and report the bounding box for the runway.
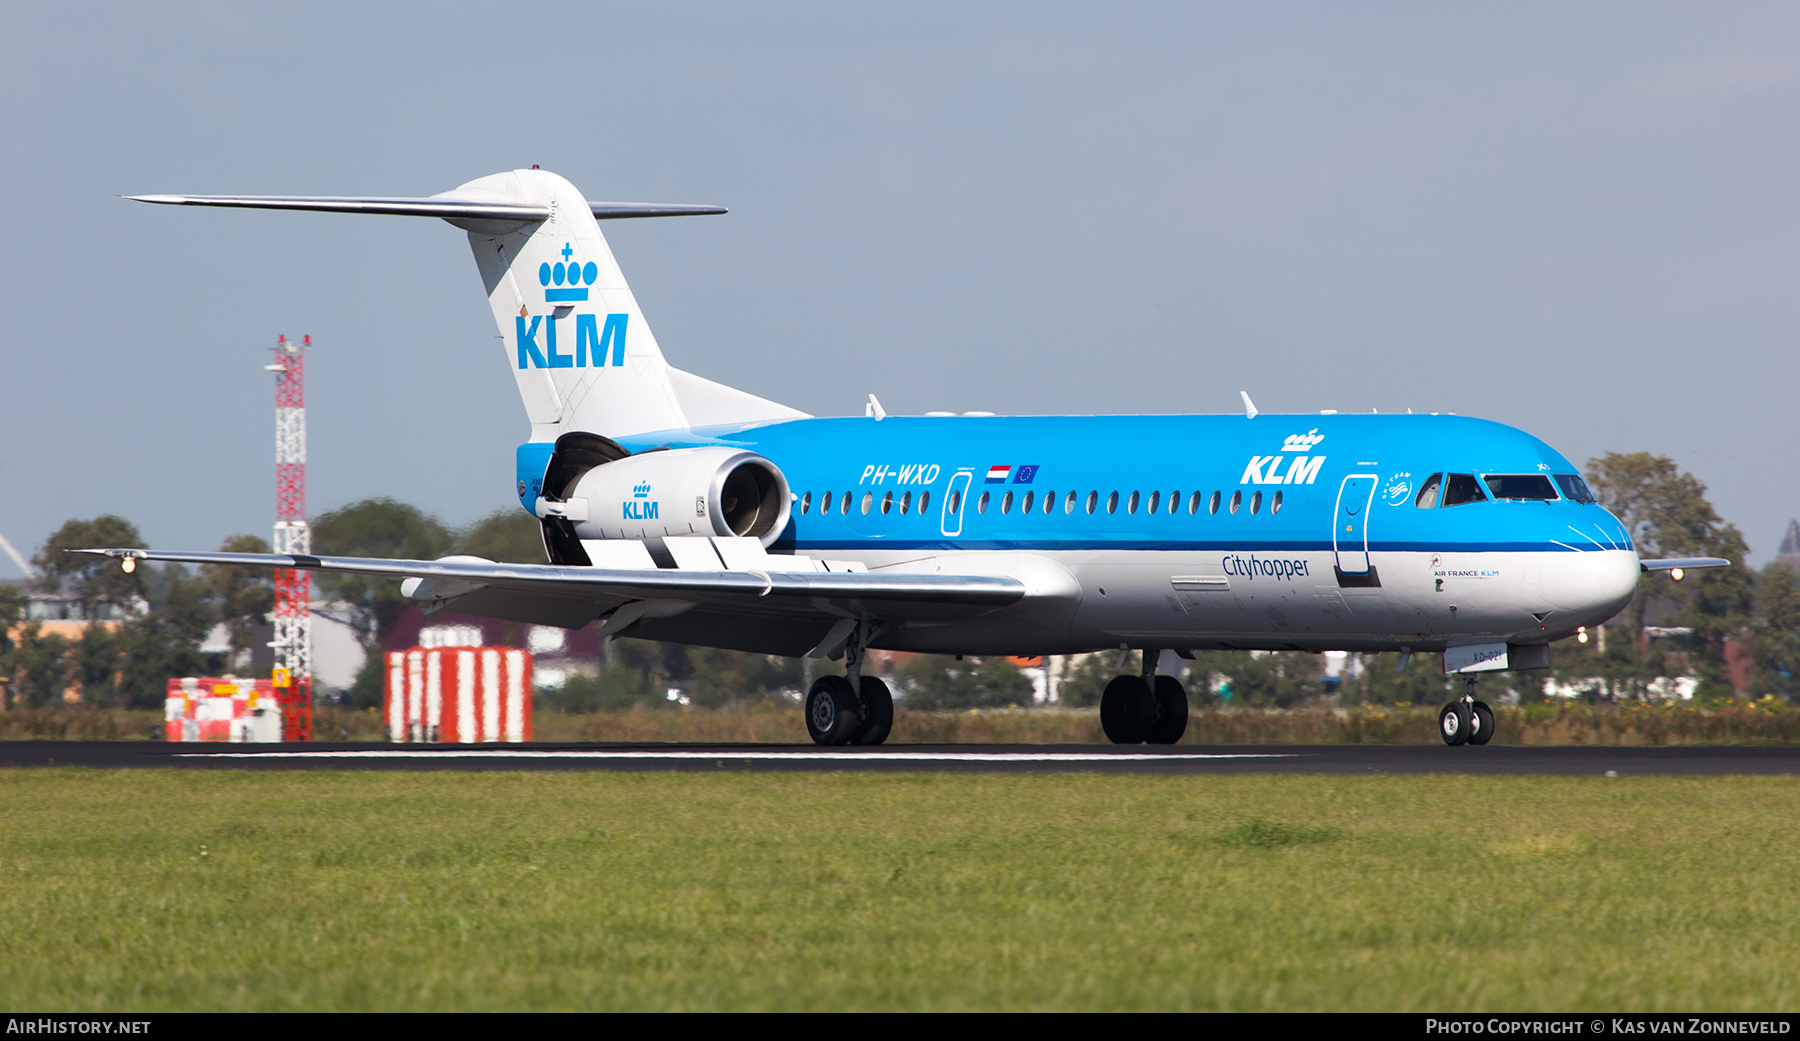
[5,742,1800,774]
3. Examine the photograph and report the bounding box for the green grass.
[2,770,1797,1010]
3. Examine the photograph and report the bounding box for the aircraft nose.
[1541,548,1638,624]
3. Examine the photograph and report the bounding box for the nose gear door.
[1333,473,1377,575]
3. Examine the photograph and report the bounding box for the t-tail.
[128,168,807,443]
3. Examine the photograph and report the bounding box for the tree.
[893,655,1034,710]
[1746,564,1800,699]
[31,516,146,618]
[1586,452,1753,695]
[112,564,216,709]
[202,534,273,667]
[311,499,453,647]
[457,510,545,564]
[1187,650,1320,707]
[1346,652,1454,705]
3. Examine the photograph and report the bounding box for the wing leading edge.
[73,549,1025,634]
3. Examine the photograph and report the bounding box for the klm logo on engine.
[517,242,628,369]
[624,480,658,520]
[1241,428,1327,485]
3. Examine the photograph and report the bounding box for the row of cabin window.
[798,487,1286,518]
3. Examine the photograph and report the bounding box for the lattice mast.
[268,335,313,741]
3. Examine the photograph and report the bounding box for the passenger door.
[1333,473,1377,574]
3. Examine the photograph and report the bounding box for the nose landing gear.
[1439,676,1495,747]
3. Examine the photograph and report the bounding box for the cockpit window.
[1484,474,1558,501]
[1414,473,1443,509]
[1554,473,1597,504]
[1441,474,1486,507]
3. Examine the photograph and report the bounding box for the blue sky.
[1,2,1796,571]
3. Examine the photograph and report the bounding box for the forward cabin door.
[1333,473,1378,574]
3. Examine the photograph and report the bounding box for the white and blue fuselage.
[518,411,1640,658]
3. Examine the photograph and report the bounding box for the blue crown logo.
[540,243,597,303]
[632,481,651,498]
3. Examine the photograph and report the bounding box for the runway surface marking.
[176,749,1307,763]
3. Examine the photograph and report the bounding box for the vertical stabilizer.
[457,169,689,440]
[128,170,808,439]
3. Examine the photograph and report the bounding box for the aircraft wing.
[1639,557,1732,573]
[72,549,1024,637]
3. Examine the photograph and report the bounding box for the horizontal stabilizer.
[126,194,725,221]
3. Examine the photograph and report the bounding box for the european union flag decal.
[1012,465,1039,484]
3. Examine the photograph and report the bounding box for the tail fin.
[130,169,806,439]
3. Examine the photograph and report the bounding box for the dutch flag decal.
[986,465,1011,484]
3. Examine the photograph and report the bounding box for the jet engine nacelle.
[550,446,791,547]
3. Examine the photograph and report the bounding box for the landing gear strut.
[805,619,892,746]
[1101,648,1189,745]
[1440,675,1495,747]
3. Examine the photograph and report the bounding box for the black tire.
[1147,675,1189,744]
[1469,700,1495,746]
[1100,675,1155,744]
[805,676,861,746]
[1439,701,1470,747]
[853,676,894,746]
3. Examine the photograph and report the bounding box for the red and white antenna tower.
[268,335,313,741]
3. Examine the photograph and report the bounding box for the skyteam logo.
[1242,429,1327,486]
[540,243,598,303]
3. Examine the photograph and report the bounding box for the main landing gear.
[805,619,892,746]
[1439,676,1495,747]
[1100,648,1189,745]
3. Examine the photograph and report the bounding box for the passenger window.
[861,491,873,515]
[901,491,911,514]
[801,491,812,515]
[881,491,893,515]
[1169,491,1180,515]
[1484,474,1558,501]
[1441,474,1485,507]
[822,491,833,514]
[948,490,960,514]
[1001,491,1013,514]
[978,491,990,514]
[1127,491,1139,514]
[1066,491,1077,514]
[1209,491,1220,515]
[1022,491,1033,513]
[1229,491,1241,515]
[918,490,930,513]
[1414,474,1442,509]
[1250,491,1262,515]
[1554,474,1597,504]
[1272,490,1283,515]
[1147,491,1159,514]
[1106,491,1119,515]
[842,490,852,515]
[1085,492,1097,514]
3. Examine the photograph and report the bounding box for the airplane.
[91,167,1728,748]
